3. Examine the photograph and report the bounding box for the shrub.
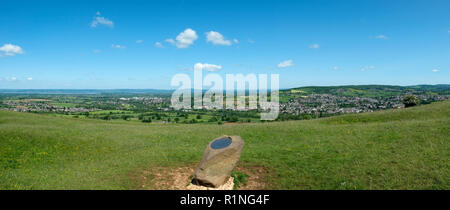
[208,117,218,122]
[403,95,420,108]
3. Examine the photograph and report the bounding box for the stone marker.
[192,135,244,188]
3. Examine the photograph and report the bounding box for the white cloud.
[333,66,339,70]
[27,77,33,81]
[309,44,320,49]
[233,39,239,44]
[173,28,198,48]
[0,44,24,56]
[111,44,125,49]
[90,12,114,28]
[205,31,232,46]
[154,42,164,48]
[361,65,375,71]
[277,60,294,68]
[165,38,175,45]
[5,77,17,82]
[375,35,388,39]
[194,63,222,71]
[432,69,439,72]
[136,40,143,44]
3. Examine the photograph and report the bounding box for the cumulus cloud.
[154,42,164,48]
[277,60,294,68]
[194,63,222,71]
[111,44,125,49]
[0,44,24,56]
[90,12,114,28]
[27,77,33,81]
[432,69,439,72]
[168,28,198,48]
[309,44,320,49]
[375,35,388,39]
[361,65,375,71]
[206,31,232,46]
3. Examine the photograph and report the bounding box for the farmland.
[1,85,449,124]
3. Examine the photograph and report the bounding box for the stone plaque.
[192,135,244,188]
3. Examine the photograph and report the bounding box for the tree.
[230,116,239,122]
[103,115,112,120]
[142,117,152,123]
[403,95,420,108]
[121,115,131,120]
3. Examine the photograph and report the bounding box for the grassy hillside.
[279,84,450,102]
[0,101,449,190]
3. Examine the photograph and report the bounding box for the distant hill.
[1,84,449,96]
[0,89,173,94]
[283,84,450,95]
[0,100,448,189]
[280,84,450,103]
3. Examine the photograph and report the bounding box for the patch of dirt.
[234,165,269,190]
[186,177,234,190]
[132,164,269,190]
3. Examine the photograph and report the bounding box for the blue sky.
[0,0,449,89]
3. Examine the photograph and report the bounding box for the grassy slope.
[0,101,449,190]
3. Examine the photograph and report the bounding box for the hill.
[0,101,449,189]
[280,84,450,103]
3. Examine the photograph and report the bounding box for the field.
[0,101,449,189]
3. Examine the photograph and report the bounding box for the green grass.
[0,101,449,189]
[231,171,249,189]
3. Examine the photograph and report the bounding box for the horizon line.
[0,84,449,91]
